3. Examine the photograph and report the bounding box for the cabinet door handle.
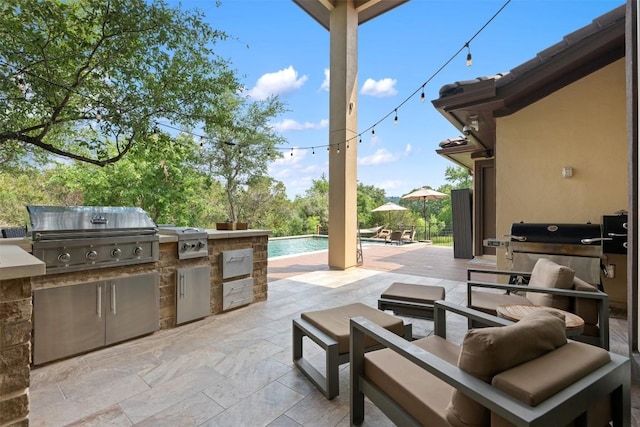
[111,283,116,314]
[179,273,185,298]
[97,285,102,318]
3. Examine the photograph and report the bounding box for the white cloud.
[358,148,399,166]
[360,78,398,97]
[405,144,413,153]
[246,66,308,100]
[271,118,328,132]
[376,179,405,193]
[320,68,330,91]
[271,147,307,168]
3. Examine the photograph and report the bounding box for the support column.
[328,0,358,270]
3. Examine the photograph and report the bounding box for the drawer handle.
[227,255,248,262]
[97,285,102,318]
[608,232,627,237]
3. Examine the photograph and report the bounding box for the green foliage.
[356,182,386,227]
[0,171,54,226]
[294,175,329,228]
[46,133,224,225]
[200,95,287,222]
[0,0,239,168]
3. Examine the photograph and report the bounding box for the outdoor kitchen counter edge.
[158,229,271,243]
[0,244,46,280]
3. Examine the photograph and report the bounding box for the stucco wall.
[495,58,628,308]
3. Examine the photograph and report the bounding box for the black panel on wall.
[451,189,473,259]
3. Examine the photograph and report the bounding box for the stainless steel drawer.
[221,248,253,279]
[222,277,253,311]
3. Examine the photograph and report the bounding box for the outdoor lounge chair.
[386,230,403,245]
[373,226,391,239]
[401,227,416,243]
[467,257,610,349]
[350,300,630,426]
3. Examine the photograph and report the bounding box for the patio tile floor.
[29,243,637,426]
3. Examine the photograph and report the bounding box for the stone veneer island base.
[0,228,269,426]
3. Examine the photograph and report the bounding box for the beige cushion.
[572,276,600,327]
[301,303,405,354]
[445,310,567,427]
[364,336,459,427]
[469,290,530,315]
[526,258,575,310]
[491,341,611,427]
[381,283,445,304]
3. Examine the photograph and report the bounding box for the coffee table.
[496,304,584,336]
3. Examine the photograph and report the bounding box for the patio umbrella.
[371,202,408,226]
[401,188,448,240]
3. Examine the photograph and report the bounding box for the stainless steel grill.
[27,205,159,274]
[505,222,604,288]
[157,226,209,259]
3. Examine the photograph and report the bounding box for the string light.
[0,0,511,159]
[336,144,340,154]
[312,147,315,155]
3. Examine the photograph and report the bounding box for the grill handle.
[503,235,527,242]
[607,232,627,237]
[581,237,613,245]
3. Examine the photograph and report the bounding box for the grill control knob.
[182,242,192,251]
[133,246,143,256]
[58,252,71,263]
[86,250,98,260]
[197,241,206,249]
[111,248,122,258]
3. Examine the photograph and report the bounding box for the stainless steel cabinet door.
[176,266,211,324]
[33,282,105,365]
[105,272,159,345]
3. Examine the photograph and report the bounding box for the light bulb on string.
[465,43,473,67]
[95,109,102,121]
[312,147,315,155]
[290,148,294,157]
[327,146,330,151]
[346,139,350,149]
[371,128,375,136]
[199,136,204,148]
[359,136,362,144]
[336,144,340,154]
[420,86,425,103]
[394,109,398,125]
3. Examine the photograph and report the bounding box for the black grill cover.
[510,223,602,245]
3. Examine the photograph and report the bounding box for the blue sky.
[178,0,623,199]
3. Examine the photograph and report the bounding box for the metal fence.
[425,224,453,246]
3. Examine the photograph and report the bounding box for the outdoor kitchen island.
[0,226,269,426]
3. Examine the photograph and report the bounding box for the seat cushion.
[364,336,460,427]
[381,283,445,304]
[445,310,567,427]
[469,290,531,315]
[572,276,600,326]
[301,303,405,354]
[526,258,575,310]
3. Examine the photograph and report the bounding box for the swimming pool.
[268,235,386,258]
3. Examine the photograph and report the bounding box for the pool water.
[268,235,385,258]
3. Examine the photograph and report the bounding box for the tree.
[294,175,330,232]
[0,0,239,168]
[237,175,295,236]
[47,133,221,226]
[356,182,386,228]
[200,95,287,222]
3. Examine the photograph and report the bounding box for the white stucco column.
[328,1,358,269]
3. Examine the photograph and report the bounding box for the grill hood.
[27,205,157,239]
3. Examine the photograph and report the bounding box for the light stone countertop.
[0,244,46,280]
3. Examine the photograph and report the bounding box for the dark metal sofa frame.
[467,267,610,349]
[350,300,630,427]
